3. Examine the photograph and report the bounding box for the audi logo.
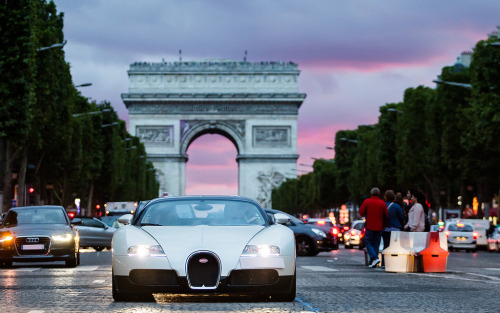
[199,258,208,264]
[26,237,39,243]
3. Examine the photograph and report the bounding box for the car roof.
[11,205,65,210]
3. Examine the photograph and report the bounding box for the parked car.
[74,217,115,251]
[304,218,339,250]
[100,216,124,229]
[265,209,335,256]
[444,221,477,252]
[0,205,80,267]
[112,196,296,302]
[344,220,365,250]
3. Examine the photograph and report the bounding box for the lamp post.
[311,157,335,163]
[72,108,111,118]
[386,108,404,114]
[339,137,358,144]
[36,40,67,52]
[101,122,119,128]
[432,79,472,90]
[75,83,92,88]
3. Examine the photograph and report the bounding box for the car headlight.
[241,245,280,257]
[52,233,73,242]
[127,245,166,257]
[311,228,327,238]
[0,235,14,243]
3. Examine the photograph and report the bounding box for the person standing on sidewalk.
[404,191,425,232]
[359,187,388,268]
[382,190,404,249]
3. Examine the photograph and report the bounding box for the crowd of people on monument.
[359,187,431,268]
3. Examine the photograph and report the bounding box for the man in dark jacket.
[359,187,388,268]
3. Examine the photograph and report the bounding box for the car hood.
[2,224,73,236]
[142,225,265,275]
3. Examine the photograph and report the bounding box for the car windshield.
[138,199,266,226]
[100,216,118,227]
[448,223,473,232]
[3,208,67,226]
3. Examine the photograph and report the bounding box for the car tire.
[94,247,105,252]
[296,237,315,256]
[270,270,296,302]
[77,250,81,266]
[112,270,155,302]
[344,243,352,249]
[471,248,477,253]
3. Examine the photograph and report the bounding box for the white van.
[448,219,490,247]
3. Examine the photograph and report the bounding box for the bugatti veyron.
[111,195,296,301]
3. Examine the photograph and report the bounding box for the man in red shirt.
[359,187,388,268]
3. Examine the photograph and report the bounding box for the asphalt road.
[1,247,499,313]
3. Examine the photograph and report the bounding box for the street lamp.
[37,40,67,52]
[101,122,119,128]
[386,108,404,114]
[75,83,92,88]
[339,137,358,144]
[73,108,112,118]
[433,79,472,90]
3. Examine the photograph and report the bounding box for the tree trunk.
[2,142,20,213]
[86,180,94,217]
[18,146,28,206]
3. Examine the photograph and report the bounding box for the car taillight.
[332,228,338,236]
[343,226,350,231]
[445,231,449,238]
[350,230,356,236]
[473,232,478,240]
[317,220,326,226]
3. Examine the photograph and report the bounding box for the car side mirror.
[118,214,133,225]
[71,218,82,225]
[274,213,291,225]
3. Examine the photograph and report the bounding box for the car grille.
[15,236,51,255]
[129,269,178,286]
[186,251,220,289]
[228,269,279,285]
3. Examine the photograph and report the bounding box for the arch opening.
[185,133,238,195]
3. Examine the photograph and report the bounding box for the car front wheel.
[296,237,316,256]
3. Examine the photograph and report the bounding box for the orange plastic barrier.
[419,231,449,272]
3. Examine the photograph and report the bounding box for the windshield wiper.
[140,223,163,226]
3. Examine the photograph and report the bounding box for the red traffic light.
[96,204,101,209]
[28,187,35,193]
[68,212,75,218]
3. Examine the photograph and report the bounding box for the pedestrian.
[359,187,388,268]
[395,192,408,226]
[382,190,404,249]
[404,191,425,232]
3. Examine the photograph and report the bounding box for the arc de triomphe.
[121,60,306,207]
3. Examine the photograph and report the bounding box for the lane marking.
[93,279,105,284]
[295,297,320,312]
[301,266,338,272]
[73,266,99,271]
[28,311,44,313]
[10,268,41,272]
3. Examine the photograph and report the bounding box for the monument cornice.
[122,93,306,101]
[128,60,300,74]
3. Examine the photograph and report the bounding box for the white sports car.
[112,196,296,302]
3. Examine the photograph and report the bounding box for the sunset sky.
[53,0,500,195]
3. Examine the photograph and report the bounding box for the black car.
[265,208,336,256]
[0,205,81,268]
[305,218,339,250]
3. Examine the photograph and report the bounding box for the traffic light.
[28,187,35,193]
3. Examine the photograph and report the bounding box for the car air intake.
[186,251,220,289]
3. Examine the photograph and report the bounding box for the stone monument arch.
[122,59,306,207]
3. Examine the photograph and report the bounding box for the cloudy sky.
[53,0,500,195]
